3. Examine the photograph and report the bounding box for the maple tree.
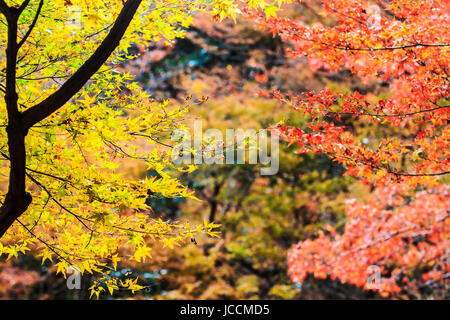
[246,0,449,297]
[0,0,290,297]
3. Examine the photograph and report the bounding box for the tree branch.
[18,0,44,50]
[335,42,450,52]
[22,0,143,129]
[330,105,450,118]
[0,0,10,17]
[17,0,31,14]
[0,0,31,18]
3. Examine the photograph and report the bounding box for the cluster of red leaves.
[264,88,450,186]
[287,184,449,297]
[247,0,449,297]
[250,0,450,185]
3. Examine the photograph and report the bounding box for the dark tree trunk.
[0,4,32,238]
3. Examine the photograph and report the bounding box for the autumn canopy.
[0,0,448,299]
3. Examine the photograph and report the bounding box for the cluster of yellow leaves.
[209,0,290,21]
[0,0,288,298]
[89,275,144,299]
